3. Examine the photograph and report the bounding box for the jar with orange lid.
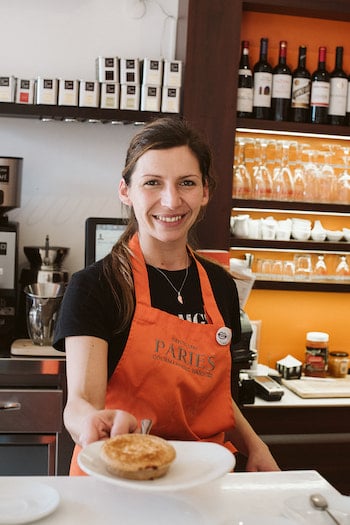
[304,331,329,377]
[328,352,349,378]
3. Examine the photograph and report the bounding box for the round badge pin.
[216,327,232,345]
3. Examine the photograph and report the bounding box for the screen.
[85,217,128,267]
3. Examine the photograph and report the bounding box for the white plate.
[78,439,235,492]
[0,479,60,524]
[230,517,299,525]
[283,493,350,524]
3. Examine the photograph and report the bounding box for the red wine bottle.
[328,46,347,125]
[291,45,311,123]
[310,47,330,124]
[236,40,253,118]
[253,37,272,120]
[346,75,350,125]
[271,41,292,121]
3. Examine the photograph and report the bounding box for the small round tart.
[100,433,176,480]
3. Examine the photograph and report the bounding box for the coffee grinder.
[16,235,69,343]
[0,157,23,353]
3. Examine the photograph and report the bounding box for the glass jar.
[328,352,349,378]
[304,331,329,377]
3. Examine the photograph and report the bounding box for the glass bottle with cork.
[304,331,329,377]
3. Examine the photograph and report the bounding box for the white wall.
[1,0,180,275]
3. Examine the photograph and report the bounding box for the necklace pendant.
[177,293,183,305]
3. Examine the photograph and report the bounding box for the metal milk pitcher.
[24,282,65,346]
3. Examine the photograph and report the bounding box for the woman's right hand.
[78,409,138,448]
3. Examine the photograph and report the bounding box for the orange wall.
[237,11,350,368]
[241,12,350,74]
[244,289,350,367]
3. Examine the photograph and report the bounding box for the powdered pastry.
[100,433,176,480]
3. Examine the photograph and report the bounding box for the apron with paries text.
[70,233,235,475]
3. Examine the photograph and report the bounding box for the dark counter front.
[239,402,350,496]
[0,357,74,475]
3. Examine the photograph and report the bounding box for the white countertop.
[0,470,347,525]
[246,381,350,408]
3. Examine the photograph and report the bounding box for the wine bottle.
[310,46,330,124]
[271,41,292,121]
[328,46,348,125]
[236,40,253,118]
[291,45,311,123]
[253,37,273,119]
[346,75,350,125]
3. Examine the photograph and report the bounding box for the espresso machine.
[15,235,69,350]
[0,157,23,353]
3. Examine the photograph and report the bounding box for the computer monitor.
[84,217,128,267]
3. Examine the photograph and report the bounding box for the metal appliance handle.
[0,402,21,410]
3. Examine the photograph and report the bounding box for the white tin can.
[16,79,34,104]
[100,82,120,109]
[163,60,183,88]
[141,85,161,111]
[120,58,140,85]
[35,77,58,105]
[120,84,140,110]
[58,79,79,106]
[0,76,16,103]
[79,81,100,108]
[161,86,181,113]
[142,59,163,87]
[96,57,119,83]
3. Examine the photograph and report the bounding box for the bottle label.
[238,69,252,77]
[291,78,311,108]
[237,87,253,112]
[272,74,292,99]
[310,81,330,107]
[329,77,347,116]
[253,72,272,108]
[347,81,350,113]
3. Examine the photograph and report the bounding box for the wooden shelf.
[242,0,350,21]
[253,279,350,292]
[230,237,350,253]
[236,118,350,138]
[0,102,173,124]
[232,199,350,215]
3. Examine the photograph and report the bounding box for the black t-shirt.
[53,254,241,379]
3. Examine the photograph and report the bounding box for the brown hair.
[103,116,216,331]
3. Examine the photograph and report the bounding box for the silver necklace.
[154,257,189,304]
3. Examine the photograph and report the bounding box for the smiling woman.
[53,116,279,476]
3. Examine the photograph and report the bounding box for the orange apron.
[70,234,235,475]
